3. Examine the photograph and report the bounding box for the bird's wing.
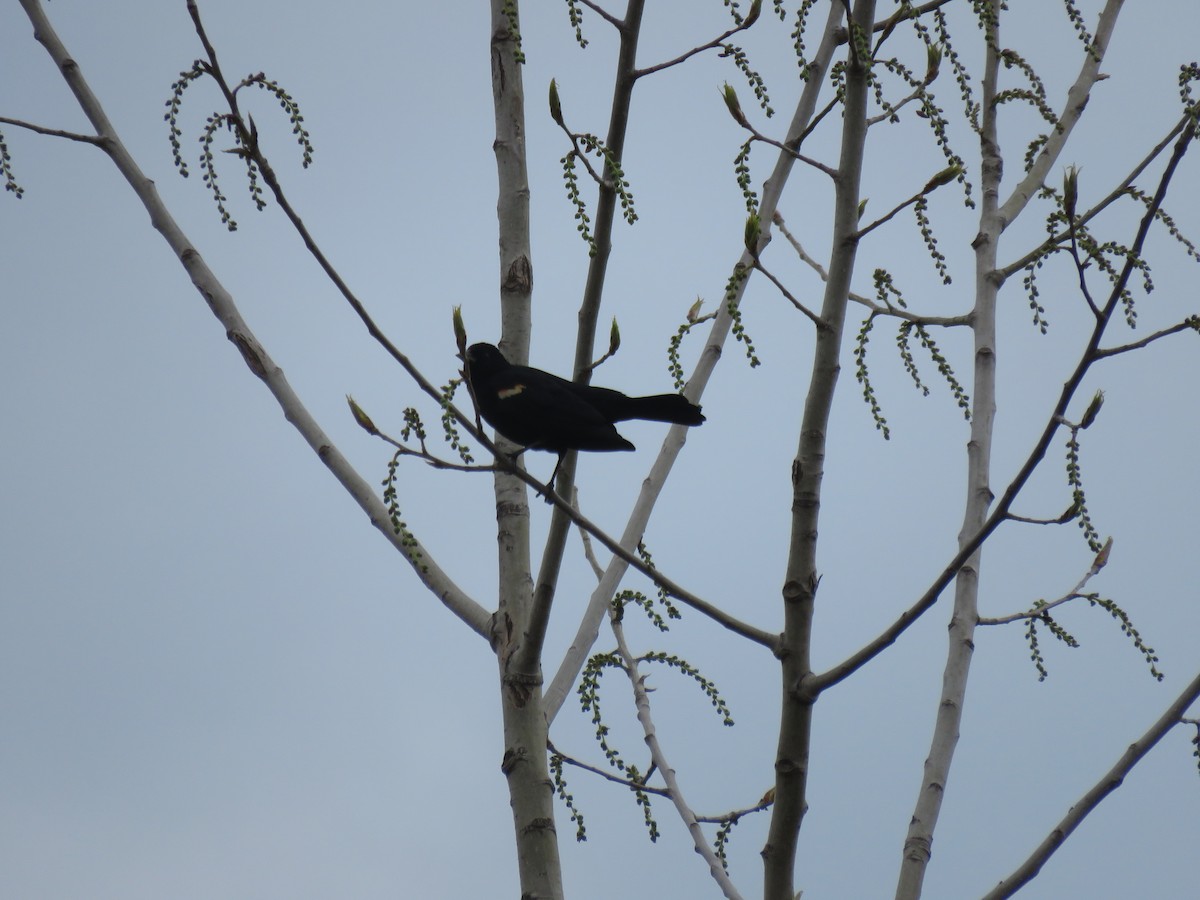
[480,367,632,452]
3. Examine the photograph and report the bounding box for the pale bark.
[610,616,744,899]
[487,3,563,898]
[895,4,1126,897]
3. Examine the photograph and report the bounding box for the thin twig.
[865,84,924,126]
[373,432,496,474]
[1004,506,1076,525]
[548,740,671,796]
[1066,209,1103,319]
[749,131,837,178]
[0,115,104,145]
[751,258,826,327]
[978,592,1092,627]
[979,545,1110,626]
[774,211,970,326]
[1093,318,1199,359]
[867,0,956,41]
[856,187,927,239]
[577,0,623,30]
[694,795,774,825]
[633,16,757,80]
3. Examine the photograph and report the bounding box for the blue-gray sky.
[2,2,1198,898]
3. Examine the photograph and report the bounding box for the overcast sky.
[2,2,1198,898]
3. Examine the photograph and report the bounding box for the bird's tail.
[619,393,705,426]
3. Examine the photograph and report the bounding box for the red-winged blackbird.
[465,342,704,488]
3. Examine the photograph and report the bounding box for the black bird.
[465,342,704,489]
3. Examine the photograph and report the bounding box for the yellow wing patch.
[498,383,526,399]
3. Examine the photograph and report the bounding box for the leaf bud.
[549,79,564,127]
[744,0,762,28]
[1079,388,1104,429]
[347,395,379,436]
[1063,164,1080,221]
[923,164,962,193]
[722,83,750,128]
[924,45,943,85]
[452,305,468,358]
[744,213,762,253]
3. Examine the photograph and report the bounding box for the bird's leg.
[543,452,567,503]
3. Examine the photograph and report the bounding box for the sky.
[2,2,1198,898]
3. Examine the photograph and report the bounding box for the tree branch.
[633,12,758,80]
[812,97,1195,698]
[764,2,873,896]
[866,0,956,41]
[751,257,826,327]
[16,0,492,638]
[571,487,744,896]
[774,211,971,326]
[548,741,671,796]
[529,0,648,685]
[978,542,1110,626]
[995,0,1125,227]
[576,0,624,31]
[1093,317,1199,359]
[544,0,849,726]
[483,3,565,896]
[0,114,104,145]
[181,2,458,419]
[611,613,744,898]
[995,114,1191,281]
[864,84,924,126]
[981,666,1200,900]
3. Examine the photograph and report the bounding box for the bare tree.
[3,1,1198,898]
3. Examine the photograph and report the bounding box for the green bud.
[347,395,379,436]
[744,0,762,28]
[1063,164,1079,221]
[924,45,943,85]
[1079,388,1104,429]
[722,83,750,128]
[549,79,564,127]
[922,164,962,193]
[857,198,869,222]
[744,213,761,253]
[687,297,704,323]
[608,317,621,355]
[452,305,467,357]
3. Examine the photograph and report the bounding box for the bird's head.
[465,342,510,377]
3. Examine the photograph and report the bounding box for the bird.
[464,342,705,491]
